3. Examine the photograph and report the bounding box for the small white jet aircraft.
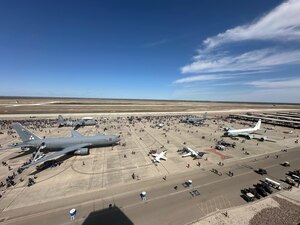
[181,147,206,159]
[224,119,261,139]
[152,151,167,163]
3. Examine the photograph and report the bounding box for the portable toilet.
[141,191,147,201]
[69,208,76,220]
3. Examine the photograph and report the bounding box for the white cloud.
[203,0,300,49]
[247,78,300,88]
[181,48,300,74]
[172,85,300,103]
[180,0,300,75]
[173,70,268,84]
[174,0,300,103]
[173,74,232,84]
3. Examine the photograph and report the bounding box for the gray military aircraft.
[181,112,207,125]
[58,115,97,129]
[10,123,120,168]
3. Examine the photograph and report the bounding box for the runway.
[0,108,299,119]
[1,147,299,225]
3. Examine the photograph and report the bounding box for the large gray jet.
[11,123,120,168]
[181,112,207,125]
[58,115,97,129]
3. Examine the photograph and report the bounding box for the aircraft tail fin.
[254,119,261,130]
[11,123,41,142]
[203,112,207,120]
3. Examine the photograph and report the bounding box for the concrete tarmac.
[1,147,299,225]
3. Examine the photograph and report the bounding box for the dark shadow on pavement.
[29,154,73,175]
[82,205,134,225]
[9,149,35,160]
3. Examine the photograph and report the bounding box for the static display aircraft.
[152,151,167,163]
[224,119,261,139]
[181,112,207,125]
[58,115,97,129]
[10,123,120,168]
[181,147,206,159]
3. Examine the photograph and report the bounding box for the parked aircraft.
[224,119,261,139]
[181,112,207,125]
[157,123,164,128]
[58,115,97,129]
[181,147,206,159]
[250,134,276,142]
[152,151,167,163]
[10,123,120,168]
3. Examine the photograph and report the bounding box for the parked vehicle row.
[241,177,281,202]
[285,170,300,186]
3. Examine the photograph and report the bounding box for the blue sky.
[0,0,299,103]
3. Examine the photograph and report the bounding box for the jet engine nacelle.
[260,136,267,141]
[246,134,254,140]
[21,146,37,151]
[73,148,89,155]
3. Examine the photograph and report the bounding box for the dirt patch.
[250,196,300,225]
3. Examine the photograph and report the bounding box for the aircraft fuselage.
[23,135,119,152]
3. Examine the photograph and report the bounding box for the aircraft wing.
[252,135,277,142]
[197,152,206,157]
[151,153,158,157]
[71,130,83,137]
[182,152,192,157]
[160,156,167,160]
[22,143,91,168]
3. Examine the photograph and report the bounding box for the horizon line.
[0,95,299,105]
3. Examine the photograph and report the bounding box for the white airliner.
[224,119,261,139]
[181,147,206,159]
[152,151,167,163]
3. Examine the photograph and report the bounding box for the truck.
[285,176,296,186]
[243,193,255,202]
[265,178,281,190]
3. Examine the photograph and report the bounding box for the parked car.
[248,187,261,199]
[285,176,296,186]
[281,161,290,167]
[256,186,268,197]
[256,168,267,175]
[242,193,255,202]
[241,188,250,195]
[259,182,273,194]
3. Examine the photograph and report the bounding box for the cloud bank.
[174,0,300,102]
[180,0,300,75]
[203,0,300,50]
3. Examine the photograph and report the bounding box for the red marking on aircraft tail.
[210,148,232,160]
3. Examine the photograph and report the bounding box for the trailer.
[265,178,281,190]
[285,176,296,186]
